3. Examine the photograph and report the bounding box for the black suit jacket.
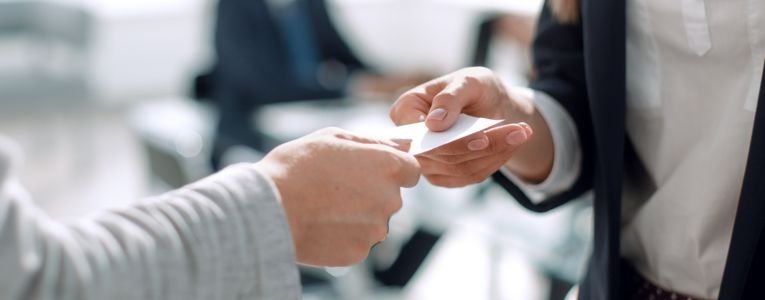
[211,0,367,106]
[492,0,765,299]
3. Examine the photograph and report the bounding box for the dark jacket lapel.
[577,0,626,299]
[719,65,765,300]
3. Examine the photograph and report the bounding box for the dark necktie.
[277,0,321,86]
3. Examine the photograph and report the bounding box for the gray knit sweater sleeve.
[0,139,300,300]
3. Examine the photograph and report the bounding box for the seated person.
[200,0,428,168]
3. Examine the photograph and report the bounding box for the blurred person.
[389,0,765,299]
[0,128,420,299]
[199,0,429,168]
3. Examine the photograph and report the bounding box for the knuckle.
[445,180,467,188]
[385,197,403,214]
[462,75,481,87]
[383,153,403,174]
[461,67,495,87]
[424,175,442,186]
[431,152,461,164]
[467,171,489,184]
[420,162,445,177]
[425,175,458,188]
[389,102,404,123]
[390,154,419,181]
[389,105,399,122]
[417,157,434,171]
[480,169,497,182]
[468,66,493,75]
[487,143,503,155]
[370,145,393,158]
[373,225,388,242]
[421,159,448,175]
[488,137,509,154]
[389,94,427,125]
[432,92,456,106]
[467,175,483,184]
[447,163,472,177]
[435,144,463,157]
[349,247,368,264]
[317,126,344,136]
[459,160,484,176]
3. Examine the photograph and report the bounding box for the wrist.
[503,88,555,183]
[253,161,284,199]
[504,86,537,122]
[253,161,306,259]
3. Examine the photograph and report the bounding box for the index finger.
[390,149,422,188]
[389,78,450,126]
[389,89,432,126]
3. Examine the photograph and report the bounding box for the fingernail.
[519,122,533,136]
[427,108,448,121]
[506,130,528,145]
[418,114,426,122]
[467,138,489,151]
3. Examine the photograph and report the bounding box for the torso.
[620,0,765,298]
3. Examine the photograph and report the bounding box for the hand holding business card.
[360,113,533,187]
[365,114,505,155]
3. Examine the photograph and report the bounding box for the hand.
[389,67,554,187]
[256,128,421,267]
[415,122,534,187]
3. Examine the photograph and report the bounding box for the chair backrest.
[471,14,501,67]
[0,1,91,48]
[0,2,35,34]
[31,2,92,49]
[0,1,92,102]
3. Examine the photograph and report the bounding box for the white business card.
[362,114,504,155]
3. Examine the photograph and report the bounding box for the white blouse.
[512,0,765,298]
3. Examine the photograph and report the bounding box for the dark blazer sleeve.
[491,1,595,212]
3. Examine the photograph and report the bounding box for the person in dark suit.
[389,0,765,299]
[201,0,427,168]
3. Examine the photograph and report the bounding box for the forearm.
[500,85,583,201]
[0,164,299,300]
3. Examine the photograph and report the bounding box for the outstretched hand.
[389,67,554,186]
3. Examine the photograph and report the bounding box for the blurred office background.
[0,0,591,299]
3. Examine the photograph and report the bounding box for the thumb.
[425,80,480,132]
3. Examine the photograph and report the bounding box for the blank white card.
[363,114,503,155]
